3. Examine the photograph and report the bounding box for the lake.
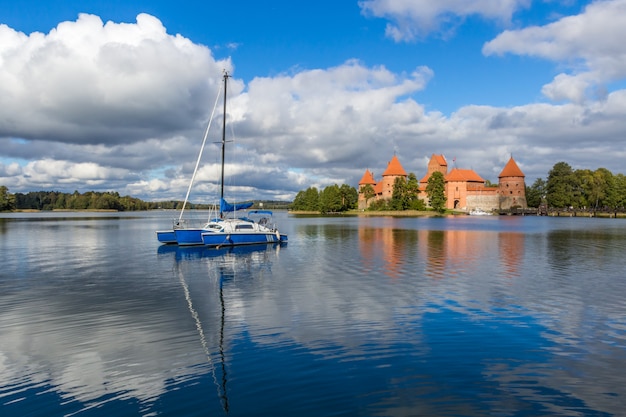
[1,211,625,416]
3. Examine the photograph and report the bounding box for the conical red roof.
[358,169,376,185]
[498,157,525,178]
[382,155,407,177]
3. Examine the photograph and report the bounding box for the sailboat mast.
[220,71,229,217]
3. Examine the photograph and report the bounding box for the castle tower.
[420,154,448,185]
[380,155,407,200]
[358,169,376,210]
[498,156,527,209]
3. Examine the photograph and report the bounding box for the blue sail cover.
[220,198,254,213]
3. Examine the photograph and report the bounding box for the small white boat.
[469,208,492,216]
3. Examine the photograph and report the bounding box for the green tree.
[0,186,16,211]
[546,162,576,208]
[338,184,358,211]
[359,183,375,208]
[526,178,546,208]
[426,171,446,213]
[319,184,342,214]
[573,169,593,209]
[367,198,389,211]
[614,173,626,210]
[292,187,320,211]
[388,173,422,211]
[390,176,407,210]
[591,168,615,210]
[405,172,424,210]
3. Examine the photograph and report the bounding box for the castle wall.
[466,194,500,212]
[499,195,528,210]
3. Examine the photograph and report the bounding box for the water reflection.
[0,238,283,416]
[161,243,285,414]
[358,226,418,279]
[356,223,525,282]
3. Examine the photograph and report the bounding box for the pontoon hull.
[174,228,210,246]
[201,231,287,246]
[156,230,177,244]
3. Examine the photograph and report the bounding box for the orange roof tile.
[445,168,485,183]
[433,154,447,166]
[358,169,376,185]
[499,157,525,178]
[374,181,383,194]
[382,155,407,177]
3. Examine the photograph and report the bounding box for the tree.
[526,178,546,208]
[591,168,615,210]
[319,184,342,214]
[360,183,375,208]
[390,176,407,210]
[546,162,576,208]
[292,187,320,211]
[368,198,389,211]
[405,173,424,210]
[426,171,446,213]
[338,184,358,211]
[614,174,626,210]
[0,186,16,211]
[388,173,422,211]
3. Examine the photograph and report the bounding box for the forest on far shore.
[0,187,290,212]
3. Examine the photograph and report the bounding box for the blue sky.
[1,0,625,202]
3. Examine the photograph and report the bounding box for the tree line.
[526,162,626,211]
[0,186,291,212]
[0,187,209,212]
[291,184,359,213]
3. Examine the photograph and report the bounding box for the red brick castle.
[358,154,527,212]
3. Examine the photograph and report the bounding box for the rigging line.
[179,81,224,221]
[175,262,225,408]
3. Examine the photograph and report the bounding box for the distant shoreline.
[289,210,457,217]
[12,209,120,213]
[289,209,626,218]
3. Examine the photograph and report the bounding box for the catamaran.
[156,71,287,246]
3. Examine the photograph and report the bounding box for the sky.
[1,0,626,203]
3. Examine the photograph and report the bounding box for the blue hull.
[202,232,287,247]
[174,228,209,246]
[156,230,177,244]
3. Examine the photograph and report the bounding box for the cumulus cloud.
[359,0,530,41]
[233,62,434,166]
[0,13,226,145]
[483,0,626,103]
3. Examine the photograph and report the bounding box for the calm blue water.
[1,211,625,416]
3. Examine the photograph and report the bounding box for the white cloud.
[483,0,626,103]
[359,0,530,41]
[0,13,227,145]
